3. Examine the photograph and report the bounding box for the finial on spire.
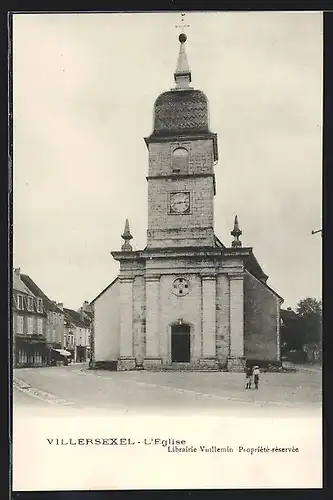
[231,215,242,247]
[175,12,190,34]
[173,13,192,89]
[121,218,133,251]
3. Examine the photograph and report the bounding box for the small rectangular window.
[37,318,43,335]
[27,296,34,312]
[36,298,43,313]
[27,317,33,335]
[17,295,24,310]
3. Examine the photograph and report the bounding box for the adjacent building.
[19,272,65,364]
[13,268,48,367]
[63,307,91,362]
[13,270,92,366]
[78,300,93,362]
[91,33,284,372]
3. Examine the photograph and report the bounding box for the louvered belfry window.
[172,147,189,173]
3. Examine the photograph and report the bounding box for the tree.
[296,297,322,318]
[280,308,302,352]
[296,297,322,361]
[280,298,322,363]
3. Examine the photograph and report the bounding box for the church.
[90,32,283,372]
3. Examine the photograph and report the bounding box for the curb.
[14,377,74,406]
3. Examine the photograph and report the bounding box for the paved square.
[13,364,321,417]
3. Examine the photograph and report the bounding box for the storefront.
[14,337,48,367]
[51,348,72,366]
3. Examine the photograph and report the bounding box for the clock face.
[170,192,190,214]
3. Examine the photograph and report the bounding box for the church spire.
[173,33,192,89]
[231,215,242,247]
[121,218,133,251]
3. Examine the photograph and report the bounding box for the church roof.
[145,32,216,152]
[149,89,210,139]
[90,277,118,305]
[245,268,284,303]
[245,252,268,282]
[214,236,226,249]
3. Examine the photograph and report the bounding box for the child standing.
[245,365,252,389]
[252,365,260,389]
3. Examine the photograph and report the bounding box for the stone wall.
[216,273,230,368]
[159,273,202,364]
[94,279,120,362]
[133,275,146,365]
[147,139,215,248]
[148,139,214,177]
[147,177,215,247]
[244,270,280,362]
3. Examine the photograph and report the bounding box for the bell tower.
[144,32,218,249]
[95,17,283,375]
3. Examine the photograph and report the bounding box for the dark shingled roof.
[20,274,63,313]
[63,308,87,329]
[150,89,210,139]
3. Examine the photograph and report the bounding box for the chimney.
[14,267,21,277]
[83,300,91,313]
[57,302,63,311]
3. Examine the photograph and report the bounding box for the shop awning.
[52,348,72,357]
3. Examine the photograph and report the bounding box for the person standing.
[245,365,252,389]
[252,365,260,389]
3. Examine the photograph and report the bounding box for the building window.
[17,315,24,334]
[35,351,42,364]
[16,295,24,310]
[27,317,33,335]
[18,348,27,364]
[37,318,43,335]
[27,296,34,312]
[172,147,189,173]
[36,298,43,313]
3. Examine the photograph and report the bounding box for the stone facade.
[147,140,216,249]
[244,271,282,363]
[94,278,120,368]
[91,34,283,372]
[92,245,282,372]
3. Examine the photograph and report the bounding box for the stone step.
[161,363,220,372]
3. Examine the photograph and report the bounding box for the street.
[13,363,322,417]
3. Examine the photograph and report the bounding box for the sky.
[12,11,323,310]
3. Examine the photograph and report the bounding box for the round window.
[172,277,190,297]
